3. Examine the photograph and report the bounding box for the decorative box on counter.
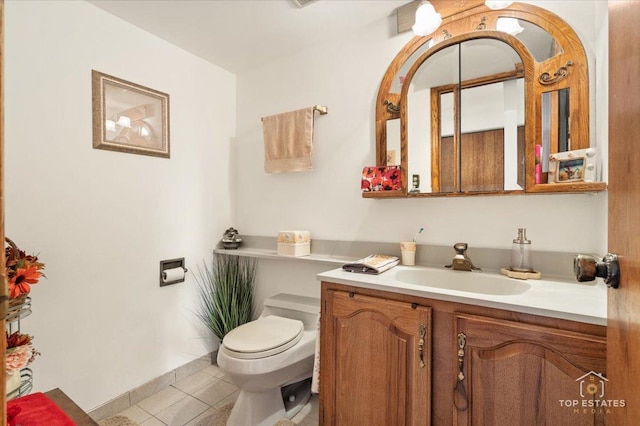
[277,231,311,257]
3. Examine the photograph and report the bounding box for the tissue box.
[277,231,311,257]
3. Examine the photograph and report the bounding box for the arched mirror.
[406,39,525,194]
[369,2,606,198]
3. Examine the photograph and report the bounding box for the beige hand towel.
[262,107,314,173]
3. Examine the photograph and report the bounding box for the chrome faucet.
[445,242,481,271]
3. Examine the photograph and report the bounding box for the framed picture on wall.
[92,70,170,158]
[548,148,597,183]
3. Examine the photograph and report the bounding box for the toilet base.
[227,378,312,426]
[282,378,312,419]
[227,388,285,426]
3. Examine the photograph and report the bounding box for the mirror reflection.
[407,38,525,194]
[407,44,459,193]
[514,19,560,62]
[374,3,600,197]
[386,119,401,165]
[392,41,433,95]
[539,88,570,182]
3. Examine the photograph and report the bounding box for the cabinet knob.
[574,253,620,289]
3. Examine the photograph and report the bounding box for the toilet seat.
[222,315,304,359]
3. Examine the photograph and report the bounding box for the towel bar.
[313,105,328,115]
[261,105,328,121]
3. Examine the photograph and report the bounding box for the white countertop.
[317,265,607,326]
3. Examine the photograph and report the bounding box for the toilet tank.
[261,293,320,329]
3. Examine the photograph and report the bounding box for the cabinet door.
[321,289,431,425]
[454,313,607,426]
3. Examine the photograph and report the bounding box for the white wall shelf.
[214,248,355,266]
[214,236,578,280]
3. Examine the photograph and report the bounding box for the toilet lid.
[222,315,304,359]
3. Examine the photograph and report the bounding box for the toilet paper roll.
[162,267,185,283]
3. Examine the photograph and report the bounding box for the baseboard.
[88,353,213,421]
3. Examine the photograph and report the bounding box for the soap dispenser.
[510,228,533,272]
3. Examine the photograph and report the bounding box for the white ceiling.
[87,0,408,74]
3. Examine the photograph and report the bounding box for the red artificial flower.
[6,331,33,349]
[8,266,41,298]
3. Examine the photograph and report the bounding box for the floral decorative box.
[277,231,311,257]
[361,166,402,191]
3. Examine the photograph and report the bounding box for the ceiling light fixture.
[485,1,514,10]
[412,1,442,36]
[496,17,524,36]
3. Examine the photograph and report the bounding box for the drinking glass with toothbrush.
[400,227,423,266]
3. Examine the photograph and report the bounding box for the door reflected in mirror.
[460,79,525,192]
[407,38,525,194]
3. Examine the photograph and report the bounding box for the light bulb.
[412,2,442,36]
[485,1,514,10]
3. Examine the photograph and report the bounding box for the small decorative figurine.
[221,227,243,249]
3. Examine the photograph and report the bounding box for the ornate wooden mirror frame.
[369,1,606,198]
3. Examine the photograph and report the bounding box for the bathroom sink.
[394,268,531,296]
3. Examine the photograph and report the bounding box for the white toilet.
[216,293,320,426]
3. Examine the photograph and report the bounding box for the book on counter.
[342,254,400,275]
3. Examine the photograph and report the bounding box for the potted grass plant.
[195,254,256,362]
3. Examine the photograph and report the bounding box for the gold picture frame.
[92,70,170,158]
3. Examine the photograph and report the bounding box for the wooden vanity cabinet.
[320,286,432,425]
[455,313,607,426]
[320,281,606,426]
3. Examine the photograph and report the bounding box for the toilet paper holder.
[160,257,188,287]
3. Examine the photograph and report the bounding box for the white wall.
[233,1,610,322]
[5,0,235,410]
[235,0,607,254]
[2,0,609,412]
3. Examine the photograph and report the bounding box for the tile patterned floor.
[113,364,318,426]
